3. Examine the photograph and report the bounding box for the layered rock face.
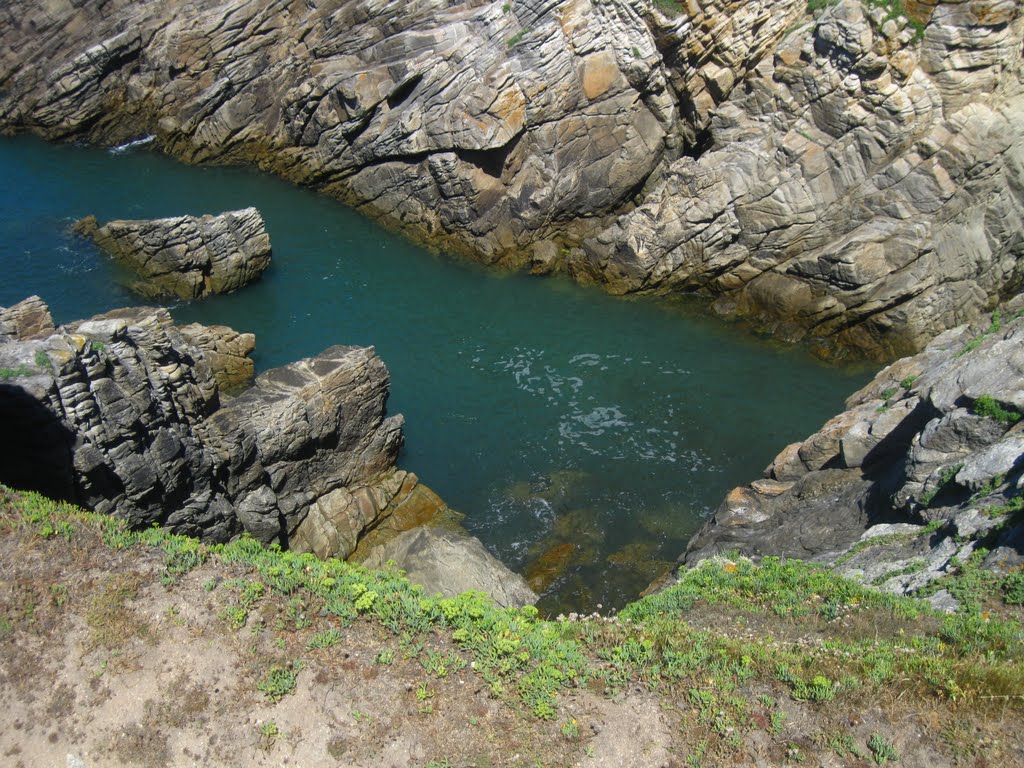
[2,0,1022,355]
[0,0,801,261]
[683,306,1024,606]
[0,297,402,545]
[75,208,272,299]
[580,0,1024,359]
[177,322,256,391]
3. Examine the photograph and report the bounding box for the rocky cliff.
[682,301,1024,609]
[2,0,1021,356]
[0,296,409,547]
[579,0,1024,359]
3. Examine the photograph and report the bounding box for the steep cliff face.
[1,1,1022,352]
[0,0,799,257]
[682,303,1024,607]
[580,0,1024,359]
[0,297,406,546]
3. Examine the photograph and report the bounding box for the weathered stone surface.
[75,208,271,299]
[0,295,55,342]
[177,322,255,392]
[199,343,404,540]
[290,469,454,561]
[577,0,1024,359]
[683,311,1024,600]
[0,297,405,547]
[5,0,1020,356]
[0,0,801,268]
[362,525,538,608]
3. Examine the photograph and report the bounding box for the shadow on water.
[0,134,874,612]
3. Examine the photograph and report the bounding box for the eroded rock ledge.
[75,208,272,299]
[0,295,536,606]
[680,300,1024,609]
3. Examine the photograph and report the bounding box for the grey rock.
[684,312,1024,598]
[927,589,959,613]
[4,0,1020,357]
[76,208,271,299]
[0,297,406,549]
[0,295,55,342]
[684,468,874,562]
[577,0,1024,358]
[362,526,538,608]
[177,323,256,392]
[0,0,801,270]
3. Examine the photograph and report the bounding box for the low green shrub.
[971,395,1021,426]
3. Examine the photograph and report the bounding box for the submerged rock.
[525,541,586,594]
[362,526,538,608]
[75,208,271,299]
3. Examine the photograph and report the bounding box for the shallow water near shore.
[0,134,871,613]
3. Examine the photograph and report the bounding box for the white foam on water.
[108,135,155,154]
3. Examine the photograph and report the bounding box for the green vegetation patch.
[3,485,1023,738]
[971,395,1022,426]
[957,311,1003,357]
[0,364,35,379]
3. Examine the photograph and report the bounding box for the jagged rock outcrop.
[0,295,55,342]
[0,0,802,266]
[291,468,457,560]
[363,525,539,608]
[74,208,271,299]
[177,322,255,391]
[578,0,1024,359]
[3,0,1022,356]
[682,304,1024,607]
[0,298,402,546]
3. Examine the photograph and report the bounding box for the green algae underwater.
[0,134,871,612]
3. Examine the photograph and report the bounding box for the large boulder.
[362,525,539,608]
[75,208,271,299]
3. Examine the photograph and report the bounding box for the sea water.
[0,135,870,612]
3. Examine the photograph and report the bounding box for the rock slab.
[362,525,539,608]
[0,298,401,546]
[682,306,1024,604]
[76,208,271,299]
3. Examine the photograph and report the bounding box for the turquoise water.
[0,135,870,612]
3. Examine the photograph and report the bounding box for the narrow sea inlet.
[0,135,870,613]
